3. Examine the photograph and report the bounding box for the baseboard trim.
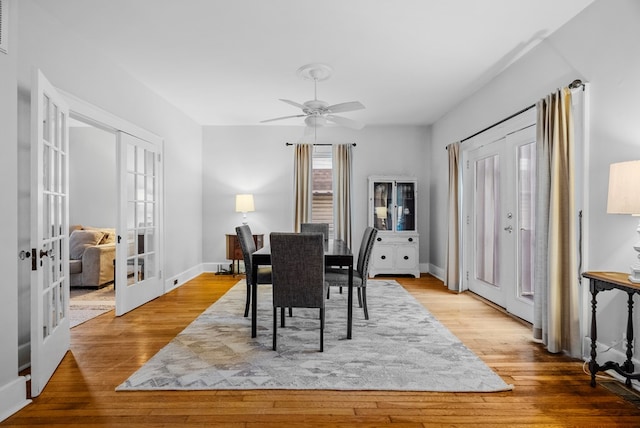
[164,264,204,292]
[429,264,444,281]
[0,377,31,423]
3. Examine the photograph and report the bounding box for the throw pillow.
[69,229,104,260]
[99,228,117,245]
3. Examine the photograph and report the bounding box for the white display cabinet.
[368,176,419,278]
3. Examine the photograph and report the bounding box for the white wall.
[429,0,640,360]
[16,0,203,280]
[0,0,31,422]
[14,0,203,367]
[69,126,117,228]
[202,125,430,268]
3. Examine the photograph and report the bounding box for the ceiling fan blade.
[326,101,365,113]
[279,99,306,109]
[260,114,306,123]
[326,114,365,130]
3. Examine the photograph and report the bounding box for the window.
[312,146,333,236]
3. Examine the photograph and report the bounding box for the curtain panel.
[445,142,461,291]
[333,144,352,248]
[293,144,312,232]
[533,87,581,357]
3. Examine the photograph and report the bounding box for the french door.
[30,69,70,397]
[463,125,536,322]
[115,132,163,315]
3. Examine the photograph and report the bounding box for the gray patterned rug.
[70,285,115,328]
[117,280,513,392]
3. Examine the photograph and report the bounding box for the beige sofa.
[69,225,116,288]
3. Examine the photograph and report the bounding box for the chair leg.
[319,307,324,352]
[289,307,293,317]
[362,288,369,320]
[357,288,363,308]
[244,283,251,317]
[280,307,286,327]
[326,287,330,299]
[273,307,277,351]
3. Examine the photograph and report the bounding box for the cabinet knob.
[381,255,386,260]
[404,256,409,260]
[408,237,413,242]
[377,237,382,242]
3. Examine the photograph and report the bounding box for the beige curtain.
[533,87,581,357]
[333,144,352,248]
[445,142,461,291]
[293,144,312,232]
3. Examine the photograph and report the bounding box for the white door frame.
[461,108,536,321]
[59,90,165,315]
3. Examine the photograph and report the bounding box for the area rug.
[70,284,115,328]
[117,280,513,392]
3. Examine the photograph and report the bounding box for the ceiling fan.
[261,63,365,130]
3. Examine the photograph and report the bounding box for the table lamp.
[607,160,640,283]
[235,194,255,225]
[375,206,388,230]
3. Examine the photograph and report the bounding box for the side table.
[225,233,264,275]
[582,271,640,388]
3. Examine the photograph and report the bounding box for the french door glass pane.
[518,142,536,300]
[475,155,500,286]
[373,182,392,230]
[396,182,415,231]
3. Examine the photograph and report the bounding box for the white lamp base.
[630,220,640,283]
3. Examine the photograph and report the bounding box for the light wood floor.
[4,274,640,427]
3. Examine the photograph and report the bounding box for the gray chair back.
[300,223,329,241]
[270,233,325,309]
[359,227,378,279]
[236,224,256,282]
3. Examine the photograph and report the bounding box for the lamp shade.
[375,207,387,218]
[607,160,640,215]
[235,194,255,213]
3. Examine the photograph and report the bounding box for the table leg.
[347,261,353,339]
[623,292,635,382]
[251,263,258,338]
[589,286,599,387]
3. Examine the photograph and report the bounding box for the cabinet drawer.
[372,245,394,269]
[374,234,418,245]
[396,245,418,269]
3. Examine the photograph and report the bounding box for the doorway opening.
[68,116,117,327]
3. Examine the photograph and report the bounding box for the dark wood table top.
[253,239,353,263]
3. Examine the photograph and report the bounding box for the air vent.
[0,0,8,54]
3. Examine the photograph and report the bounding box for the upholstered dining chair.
[236,224,272,318]
[270,232,327,352]
[300,222,329,241]
[325,226,377,320]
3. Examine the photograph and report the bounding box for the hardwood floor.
[3,273,640,427]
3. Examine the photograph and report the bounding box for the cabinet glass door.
[396,182,416,231]
[373,181,392,230]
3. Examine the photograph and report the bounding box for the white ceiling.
[34,0,593,127]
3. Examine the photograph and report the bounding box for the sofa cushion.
[69,229,104,260]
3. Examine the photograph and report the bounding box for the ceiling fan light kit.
[261,63,365,131]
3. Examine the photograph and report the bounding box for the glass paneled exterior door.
[463,125,536,323]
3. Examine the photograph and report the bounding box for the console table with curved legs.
[582,271,640,388]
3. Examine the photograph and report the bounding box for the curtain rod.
[448,79,585,149]
[285,142,356,147]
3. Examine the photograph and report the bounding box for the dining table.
[251,239,354,339]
